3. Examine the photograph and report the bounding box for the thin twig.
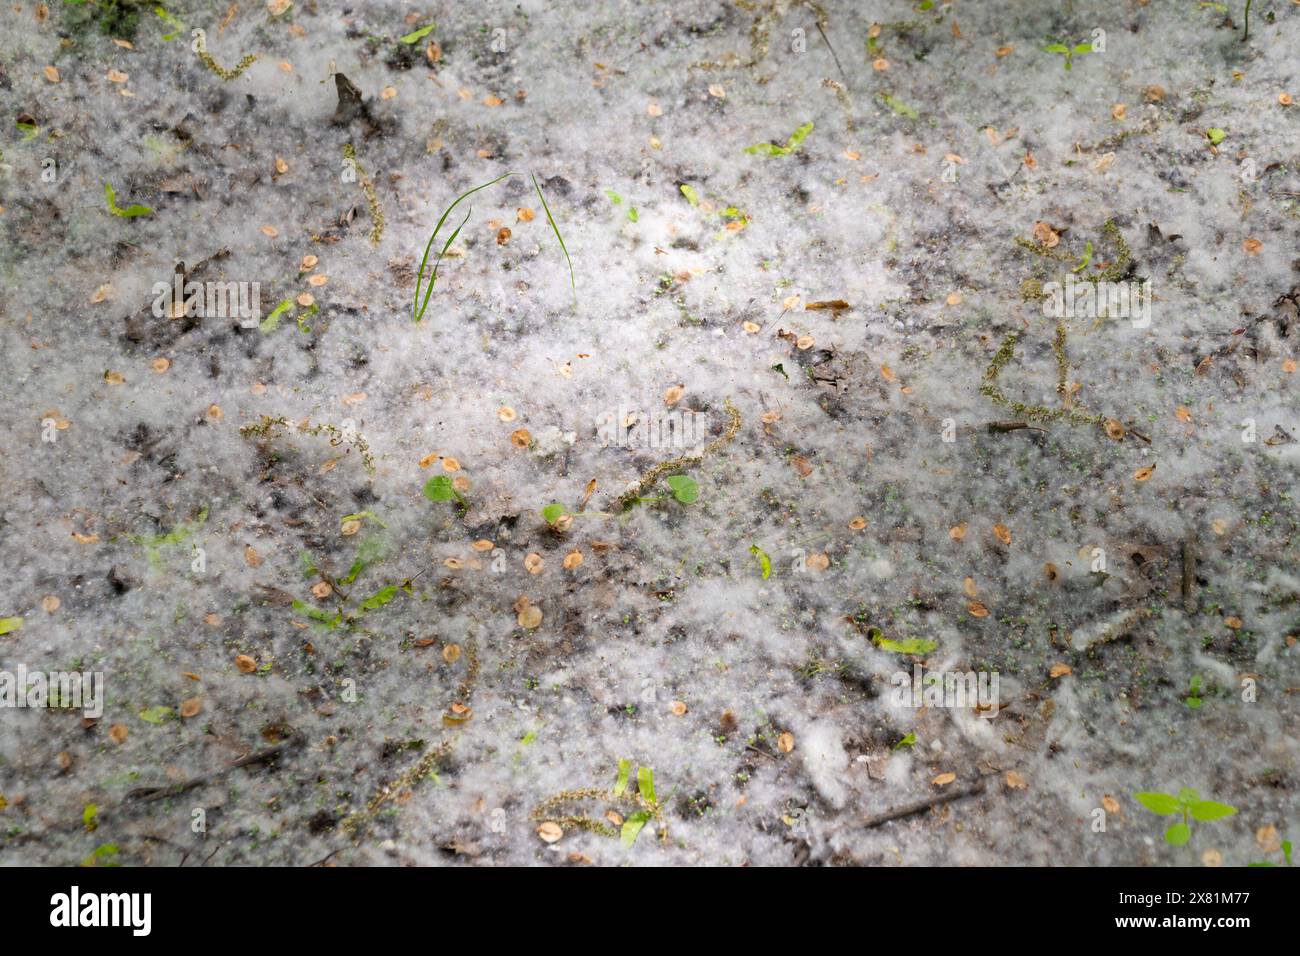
[860,778,987,829]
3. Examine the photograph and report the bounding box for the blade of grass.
[531,173,576,308]
[413,172,516,322]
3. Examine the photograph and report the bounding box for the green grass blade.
[413,172,516,322]
[531,173,575,308]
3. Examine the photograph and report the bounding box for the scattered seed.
[796,335,815,350]
[151,357,170,373]
[341,519,362,536]
[537,821,563,843]
[180,697,202,718]
[516,207,535,223]
[524,553,544,574]
[244,545,262,567]
[109,724,129,744]
[743,321,760,333]
[949,523,968,541]
[42,595,60,613]
[1280,92,1293,107]
[1111,103,1126,120]
[968,601,989,618]
[670,700,688,716]
[1133,465,1156,482]
[849,516,866,530]
[1005,771,1028,790]
[44,65,60,83]
[1050,663,1072,678]
[1104,419,1125,440]
[1243,237,1262,255]
[442,643,461,664]
[647,102,663,116]
[806,553,829,572]
[563,550,584,570]
[963,577,978,598]
[932,772,957,786]
[510,428,532,448]
[1225,616,1243,630]
[442,456,461,472]
[311,582,332,599]
[235,654,257,673]
[993,523,1012,546]
[518,604,543,629]
[664,384,684,406]
[777,732,795,753]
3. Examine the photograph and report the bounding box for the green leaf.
[138,705,172,725]
[532,173,576,308]
[636,766,657,804]
[786,121,814,150]
[877,637,939,654]
[1284,840,1293,866]
[744,142,788,157]
[665,474,699,504]
[356,585,398,612]
[1186,696,1202,709]
[621,810,651,847]
[893,732,917,750]
[627,207,639,223]
[680,184,700,206]
[750,544,771,579]
[292,600,341,627]
[0,617,23,635]
[876,93,918,119]
[104,182,153,218]
[771,363,788,380]
[1177,788,1201,804]
[1044,43,1071,53]
[413,172,516,322]
[82,804,98,832]
[1133,791,1182,815]
[1188,800,1237,822]
[614,758,631,795]
[604,189,623,204]
[259,298,293,333]
[400,24,434,44]
[1073,42,1093,54]
[423,475,456,502]
[1207,128,1227,146]
[541,503,567,524]
[1072,240,1093,273]
[1164,822,1191,846]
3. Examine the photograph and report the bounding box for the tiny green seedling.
[615,760,662,847]
[680,183,700,206]
[1185,674,1204,709]
[1249,838,1292,867]
[626,474,700,508]
[541,502,568,526]
[749,544,772,579]
[1133,789,1237,846]
[413,171,574,321]
[399,23,434,44]
[1072,240,1094,274]
[1206,127,1227,147]
[1043,39,1093,70]
[423,475,466,510]
[104,182,153,218]
[893,732,917,750]
[744,121,814,157]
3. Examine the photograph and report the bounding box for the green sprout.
[745,121,814,157]
[1242,0,1252,42]
[1185,674,1204,709]
[1043,39,1093,70]
[541,502,568,526]
[1133,789,1237,846]
[400,24,434,44]
[1249,838,1292,867]
[893,732,917,750]
[412,171,574,320]
[1206,127,1227,146]
[679,183,700,206]
[104,181,153,218]
[423,475,466,509]
[626,474,700,508]
[750,544,772,579]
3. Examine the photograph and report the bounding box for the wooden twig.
[125,732,304,804]
[987,421,1045,434]
[860,778,987,829]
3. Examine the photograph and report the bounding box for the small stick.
[1181,536,1197,615]
[860,778,987,829]
[986,421,1045,434]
